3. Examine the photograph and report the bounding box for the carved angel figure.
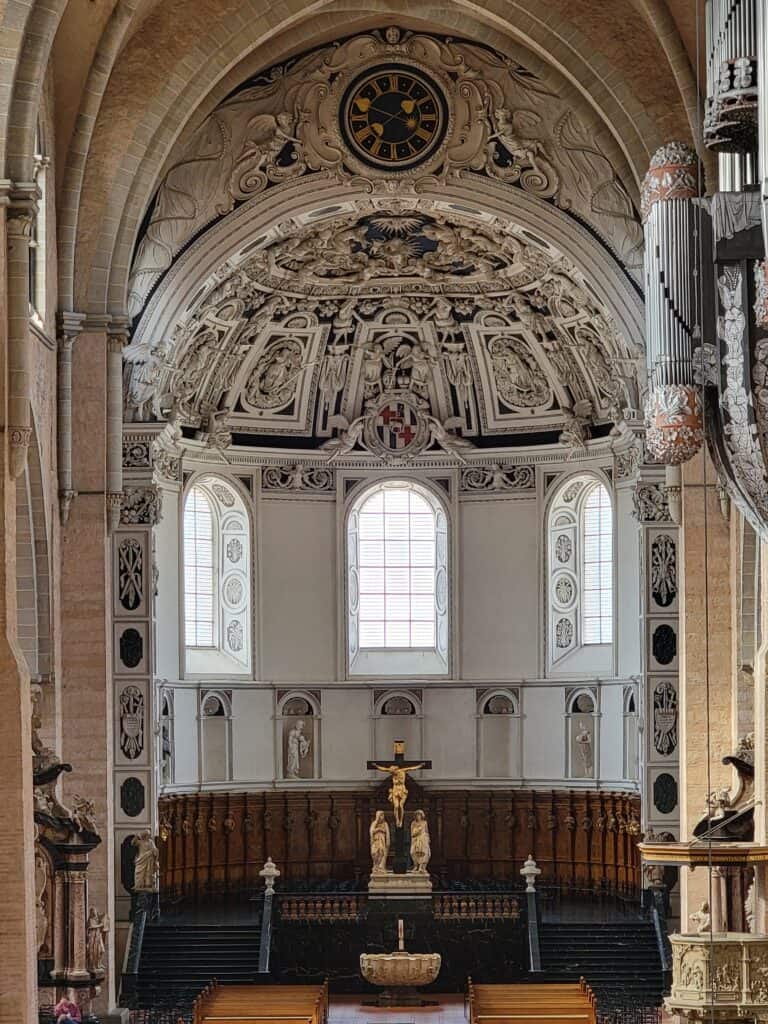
[427,416,474,462]
[72,795,98,835]
[690,900,712,934]
[322,416,365,461]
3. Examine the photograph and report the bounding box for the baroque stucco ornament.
[126,27,642,318]
[124,197,642,456]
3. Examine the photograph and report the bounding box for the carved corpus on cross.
[367,740,432,828]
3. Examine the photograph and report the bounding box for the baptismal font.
[360,918,441,1006]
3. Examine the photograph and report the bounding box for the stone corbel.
[57,312,86,525]
[106,318,130,532]
[6,184,40,478]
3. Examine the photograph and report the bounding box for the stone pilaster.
[0,189,41,1024]
[60,327,116,1013]
[113,434,161,971]
[633,472,681,917]
[678,450,734,924]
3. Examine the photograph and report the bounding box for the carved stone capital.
[6,185,39,240]
[9,425,32,477]
[106,492,123,533]
[59,490,77,526]
[57,311,86,351]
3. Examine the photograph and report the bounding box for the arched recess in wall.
[546,471,614,676]
[182,473,252,677]
[159,688,174,788]
[373,690,424,763]
[566,687,598,781]
[15,418,51,683]
[277,691,320,782]
[477,689,521,779]
[200,689,232,784]
[623,684,639,783]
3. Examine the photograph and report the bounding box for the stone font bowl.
[360,950,442,988]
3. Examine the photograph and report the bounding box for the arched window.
[183,477,251,674]
[347,480,449,676]
[548,474,613,666]
[184,487,215,646]
[582,482,613,645]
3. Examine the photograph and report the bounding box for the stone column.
[106,321,128,532]
[0,186,43,1024]
[6,187,38,478]
[57,312,85,525]
[60,325,116,1013]
[678,450,734,924]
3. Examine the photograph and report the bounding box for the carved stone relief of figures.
[487,335,553,410]
[244,337,305,410]
[461,464,536,492]
[124,191,640,448]
[653,681,679,756]
[120,685,145,760]
[262,464,334,493]
[127,27,642,319]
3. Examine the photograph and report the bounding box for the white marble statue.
[370,810,391,875]
[575,723,593,775]
[132,830,160,892]
[690,900,712,934]
[410,810,431,874]
[86,907,109,972]
[286,719,311,779]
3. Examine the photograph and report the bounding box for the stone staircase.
[538,921,665,1010]
[126,923,264,1008]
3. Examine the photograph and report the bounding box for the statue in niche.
[132,830,160,892]
[286,719,311,779]
[86,907,109,973]
[34,850,50,954]
[370,811,391,874]
[690,901,712,934]
[575,722,594,775]
[745,882,755,932]
[410,810,431,874]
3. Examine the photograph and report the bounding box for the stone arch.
[1,0,68,180]
[15,419,50,680]
[63,0,696,315]
[130,174,645,356]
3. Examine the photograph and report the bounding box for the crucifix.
[368,740,432,873]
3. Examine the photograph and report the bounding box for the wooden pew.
[468,978,597,1024]
[193,981,328,1024]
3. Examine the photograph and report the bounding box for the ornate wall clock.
[340,63,449,170]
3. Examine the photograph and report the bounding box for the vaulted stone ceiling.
[123,25,648,461]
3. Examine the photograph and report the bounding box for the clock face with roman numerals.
[340,64,448,170]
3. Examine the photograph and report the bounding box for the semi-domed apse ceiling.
[124,26,647,463]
